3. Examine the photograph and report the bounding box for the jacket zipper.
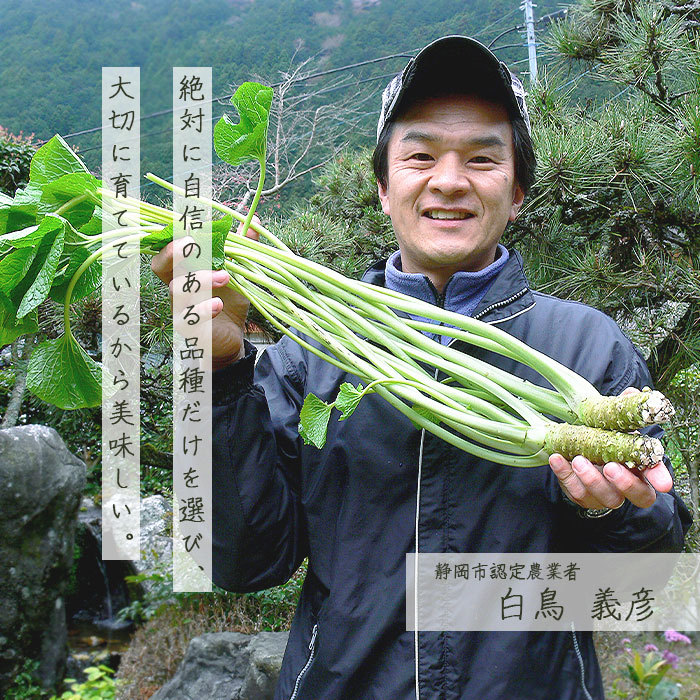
[473,286,528,320]
[289,622,318,700]
[415,288,447,700]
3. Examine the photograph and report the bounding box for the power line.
[39,52,415,145]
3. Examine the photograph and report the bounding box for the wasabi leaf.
[0,197,36,236]
[0,217,66,296]
[16,220,65,317]
[298,393,334,449]
[0,292,38,347]
[49,241,102,303]
[39,172,100,228]
[335,382,365,420]
[27,334,102,409]
[28,134,90,187]
[214,82,273,167]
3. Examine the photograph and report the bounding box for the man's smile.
[423,209,474,220]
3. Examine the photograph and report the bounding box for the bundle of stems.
[136,174,670,469]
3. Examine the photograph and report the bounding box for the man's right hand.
[150,218,260,370]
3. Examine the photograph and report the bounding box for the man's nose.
[428,155,469,195]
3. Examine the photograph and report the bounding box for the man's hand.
[150,217,260,370]
[549,387,674,510]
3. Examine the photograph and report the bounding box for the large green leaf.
[214,82,273,167]
[27,333,102,409]
[0,218,62,296]
[29,134,90,187]
[0,195,37,236]
[0,215,70,317]
[0,291,38,347]
[298,393,334,449]
[16,220,66,317]
[39,172,100,228]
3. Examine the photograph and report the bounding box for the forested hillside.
[0,0,567,185]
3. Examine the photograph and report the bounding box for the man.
[153,36,690,700]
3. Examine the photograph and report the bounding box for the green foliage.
[0,84,268,411]
[49,665,118,700]
[511,3,700,391]
[626,650,675,698]
[243,561,306,630]
[117,559,176,625]
[0,0,565,181]
[5,659,45,700]
[0,126,36,196]
[116,549,305,631]
[214,83,273,168]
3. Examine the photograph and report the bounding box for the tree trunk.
[1,334,37,429]
[690,452,700,537]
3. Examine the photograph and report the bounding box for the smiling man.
[152,35,691,700]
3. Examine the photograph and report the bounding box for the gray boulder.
[0,425,86,695]
[151,631,289,700]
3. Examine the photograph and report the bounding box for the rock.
[240,633,289,700]
[150,631,289,700]
[0,425,86,695]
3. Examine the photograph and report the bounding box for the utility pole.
[521,0,538,84]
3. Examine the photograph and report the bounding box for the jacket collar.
[361,249,535,324]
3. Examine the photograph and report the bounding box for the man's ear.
[509,183,525,222]
[377,181,391,217]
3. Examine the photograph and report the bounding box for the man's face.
[377,94,524,289]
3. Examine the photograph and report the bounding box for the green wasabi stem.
[224,234,575,423]
[242,163,265,236]
[63,228,157,336]
[220,234,672,468]
[544,423,665,469]
[577,388,675,431]
[55,194,88,217]
[144,172,293,253]
[222,231,677,433]
[97,188,173,226]
[231,262,553,457]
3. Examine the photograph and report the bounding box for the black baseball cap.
[377,35,531,140]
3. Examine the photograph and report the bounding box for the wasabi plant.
[0,82,674,468]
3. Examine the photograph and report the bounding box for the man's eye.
[470,156,493,164]
[411,153,433,161]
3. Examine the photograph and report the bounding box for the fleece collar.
[362,247,535,327]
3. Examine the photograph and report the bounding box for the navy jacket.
[211,251,691,700]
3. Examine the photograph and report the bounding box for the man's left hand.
[549,453,673,510]
[549,388,674,511]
